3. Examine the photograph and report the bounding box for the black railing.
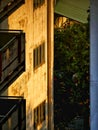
[0,96,26,130]
[0,30,25,93]
[0,0,25,23]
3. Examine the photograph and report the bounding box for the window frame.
[34,100,46,129]
[33,43,45,70]
[33,0,45,10]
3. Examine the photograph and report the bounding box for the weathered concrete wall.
[0,0,53,129]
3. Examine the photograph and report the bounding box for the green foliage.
[54,22,90,104]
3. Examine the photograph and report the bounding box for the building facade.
[0,0,54,130]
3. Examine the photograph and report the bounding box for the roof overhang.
[54,0,90,23]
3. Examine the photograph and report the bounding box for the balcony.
[0,30,25,93]
[0,96,26,130]
[0,0,25,23]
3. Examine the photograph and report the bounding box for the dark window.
[33,43,45,69]
[33,0,45,9]
[33,48,38,68]
[41,42,45,63]
[34,100,46,129]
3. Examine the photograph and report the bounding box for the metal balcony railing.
[0,0,25,23]
[0,96,26,130]
[0,30,25,93]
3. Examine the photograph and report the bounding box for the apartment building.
[0,0,54,130]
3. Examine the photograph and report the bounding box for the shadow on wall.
[0,18,9,96]
[26,103,33,129]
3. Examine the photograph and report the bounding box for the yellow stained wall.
[0,0,54,129]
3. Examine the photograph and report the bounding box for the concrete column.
[90,0,98,130]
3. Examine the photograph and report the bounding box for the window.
[33,43,45,69]
[41,43,45,63]
[33,48,38,68]
[34,101,46,129]
[33,0,45,9]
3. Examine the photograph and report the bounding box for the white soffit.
[55,0,90,23]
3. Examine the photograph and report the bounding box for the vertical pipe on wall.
[90,0,98,130]
[47,0,54,130]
